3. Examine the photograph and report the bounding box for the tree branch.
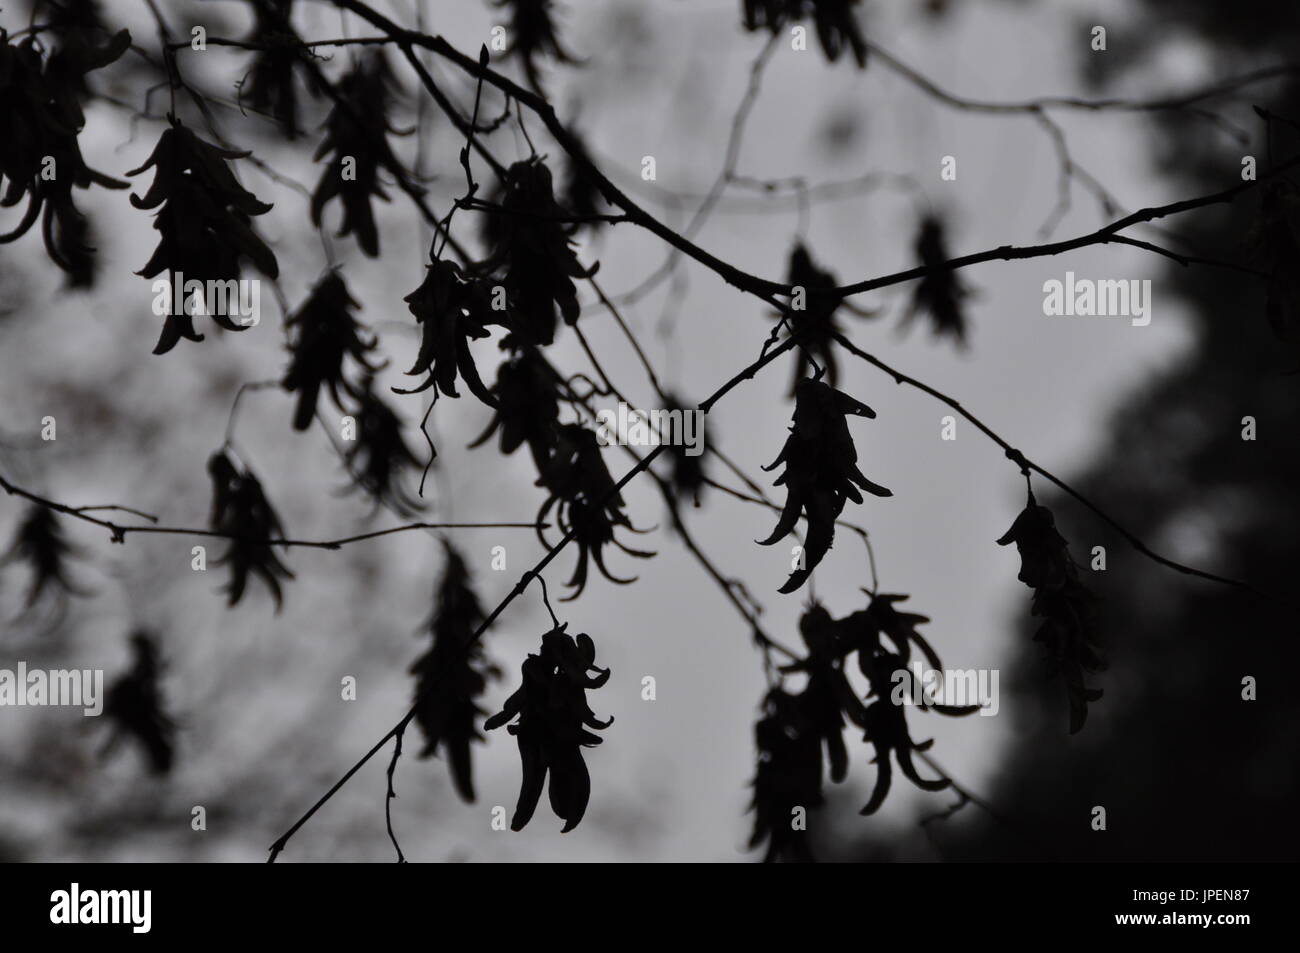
[830,332,1280,602]
[0,472,544,549]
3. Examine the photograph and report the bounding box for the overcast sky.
[0,0,1208,861]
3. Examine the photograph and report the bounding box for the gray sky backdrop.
[0,0,1211,860]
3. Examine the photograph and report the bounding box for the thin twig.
[384,723,408,863]
[831,332,1279,601]
[0,471,544,548]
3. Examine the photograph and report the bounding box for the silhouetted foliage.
[476,178,509,255]
[242,0,318,140]
[741,0,868,68]
[759,377,891,593]
[535,423,653,599]
[36,0,106,46]
[779,242,862,395]
[844,592,943,672]
[129,120,278,353]
[311,52,408,257]
[104,631,176,775]
[478,158,594,349]
[410,542,500,802]
[0,28,130,286]
[662,392,707,505]
[484,624,611,831]
[341,376,424,516]
[1,505,86,608]
[282,270,380,431]
[900,215,970,346]
[469,345,561,470]
[207,451,294,609]
[855,648,951,814]
[559,125,607,232]
[781,603,864,782]
[748,596,973,860]
[46,197,95,287]
[997,491,1105,733]
[854,593,980,718]
[748,686,823,862]
[492,0,577,94]
[401,254,500,405]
